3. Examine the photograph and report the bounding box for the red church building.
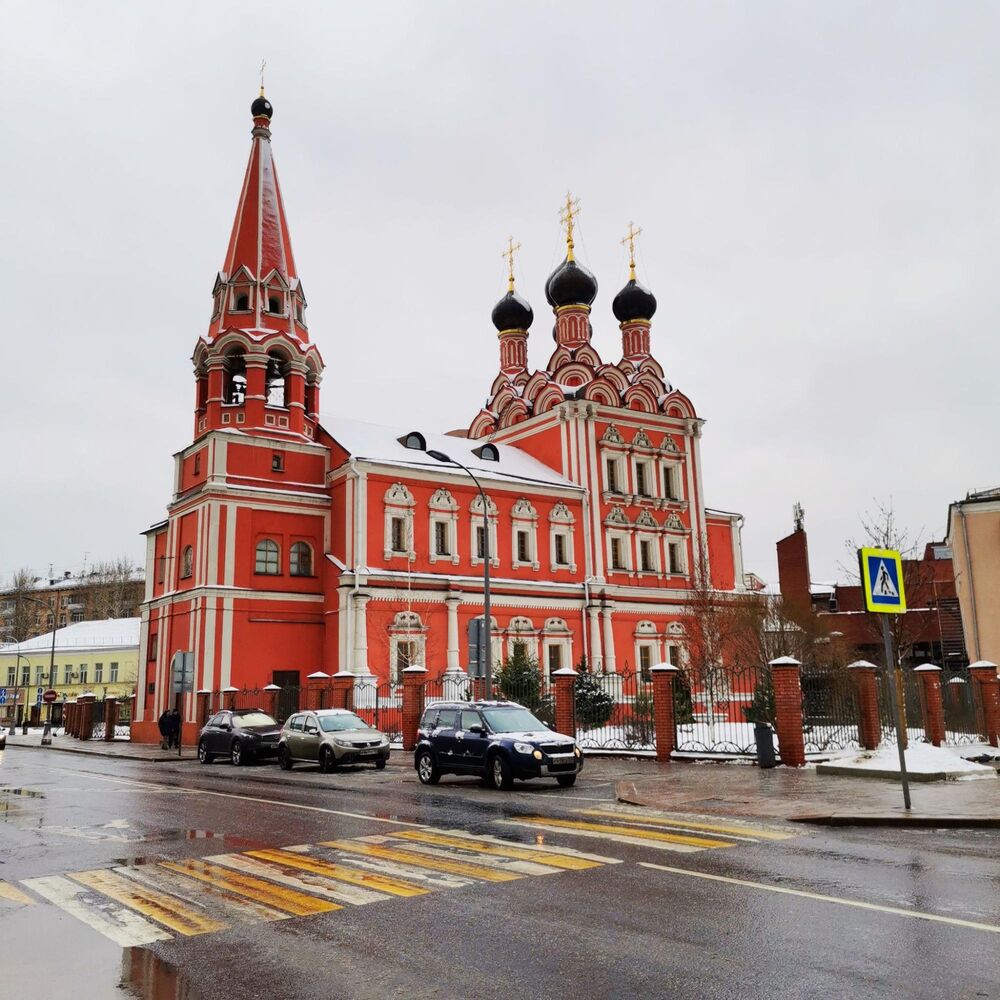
[132,92,746,744]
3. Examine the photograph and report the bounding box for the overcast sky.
[3,1,998,587]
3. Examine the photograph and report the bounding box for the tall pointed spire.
[208,90,308,343]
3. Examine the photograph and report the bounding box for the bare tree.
[2,568,41,642]
[86,557,142,620]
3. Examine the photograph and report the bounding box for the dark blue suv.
[414,700,584,790]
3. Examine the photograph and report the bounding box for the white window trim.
[635,640,661,674]
[388,611,427,681]
[470,494,500,569]
[637,533,659,575]
[660,460,684,502]
[632,456,656,499]
[602,451,626,494]
[607,531,632,573]
[549,527,576,573]
[429,489,460,566]
[383,483,416,561]
[511,499,540,571]
[543,636,572,675]
[666,539,688,576]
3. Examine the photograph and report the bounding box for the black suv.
[197,708,282,766]
[414,700,583,790]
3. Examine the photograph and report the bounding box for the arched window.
[266,351,289,408]
[224,348,247,405]
[181,545,193,579]
[290,541,313,577]
[255,539,280,575]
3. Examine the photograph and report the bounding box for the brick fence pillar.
[263,684,281,720]
[769,657,805,767]
[222,686,239,711]
[77,694,96,741]
[552,667,578,737]
[64,703,75,736]
[306,672,330,711]
[969,660,1000,748]
[104,698,118,742]
[848,660,882,750]
[913,663,945,746]
[331,672,354,711]
[650,664,679,763]
[196,691,211,729]
[401,665,428,751]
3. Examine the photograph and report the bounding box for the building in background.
[947,487,1000,666]
[0,618,139,727]
[134,91,745,744]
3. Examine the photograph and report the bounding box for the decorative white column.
[601,605,616,672]
[587,606,603,671]
[352,592,370,674]
[445,595,461,669]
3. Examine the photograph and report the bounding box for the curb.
[791,812,1000,829]
[3,741,197,763]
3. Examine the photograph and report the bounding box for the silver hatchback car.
[277,708,391,772]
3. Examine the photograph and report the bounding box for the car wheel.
[197,740,213,765]
[319,746,336,773]
[278,745,293,770]
[488,753,513,791]
[556,774,577,788]
[416,750,440,785]
[231,740,246,766]
[374,757,387,770]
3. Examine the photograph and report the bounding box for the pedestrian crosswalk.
[16,823,621,946]
[12,809,792,946]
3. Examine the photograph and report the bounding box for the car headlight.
[334,738,353,748]
[574,746,582,757]
[513,742,535,755]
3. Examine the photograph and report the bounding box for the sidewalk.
[615,756,1000,828]
[1,728,196,762]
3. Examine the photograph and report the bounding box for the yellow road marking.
[391,831,602,871]
[68,869,227,936]
[0,881,35,906]
[513,816,733,849]
[579,810,794,841]
[320,840,522,883]
[159,860,339,917]
[639,863,1000,935]
[247,849,429,898]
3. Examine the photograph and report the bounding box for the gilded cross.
[621,222,642,280]
[259,59,267,97]
[558,192,581,261]
[501,236,522,292]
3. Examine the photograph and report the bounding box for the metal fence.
[876,668,926,748]
[941,670,984,745]
[800,664,862,753]
[674,662,770,756]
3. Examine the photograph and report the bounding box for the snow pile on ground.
[826,743,997,780]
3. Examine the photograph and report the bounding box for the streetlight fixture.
[422,446,493,681]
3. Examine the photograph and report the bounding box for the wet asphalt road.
[1,748,998,1000]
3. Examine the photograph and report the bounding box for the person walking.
[158,709,171,750]
[167,708,181,749]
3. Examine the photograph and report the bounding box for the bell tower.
[193,89,324,442]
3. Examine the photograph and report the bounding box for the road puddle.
[121,947,203,999]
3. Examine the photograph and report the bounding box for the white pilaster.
[445,595,461,669]
[588,606,603,671]
[352,592,370,673]
[601,605,616,673]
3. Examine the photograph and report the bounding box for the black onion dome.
[545,257,598,308]
[612,278,657,322]
[491,289,534,331]
[251,95,274,119]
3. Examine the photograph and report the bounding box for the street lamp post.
[424,449,492,683]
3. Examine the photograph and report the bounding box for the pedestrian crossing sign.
[859,547,906,614]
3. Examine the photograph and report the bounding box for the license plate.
[358,749,376,756]
[548,753,575,763]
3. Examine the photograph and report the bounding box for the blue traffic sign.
[860,547,907,614]
[0,689,7,706]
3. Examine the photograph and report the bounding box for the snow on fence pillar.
[913,664,945,747]
[769,657,805,767]
[306,672,330,711]
[650,664,679,763]
[401,665,428,751]
[331,672,354,711]
[968,660,1000,748]
[103,698,118,742]
[848,660,882,750]
[552,667,578,738]
[263,683,281,720]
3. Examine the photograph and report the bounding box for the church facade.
[132,92,745,744]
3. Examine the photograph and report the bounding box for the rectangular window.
[664,466,679,501]
[475,525,486,559]
[79,665,88,685]
[395,640,416,678]
[94,663,103,684]
[7,667,15,687]
[547,645,562,674]
[640,540,654,572]
[605,458,619,493]
[391,516,406,553]
[21,666,29,685]
[193,453,201,475]
[71,611,84,622]
[434,520,449,556]
[271,452,284,472]
[157,555,166,585]
[554,534,568,565]
[65,665,73,684]
[149,634,158,660]
[611,537,625,571]
[636,462,650,497]
[516,530,530,563]
[36,667,44,685]
[110,662,119,682]
[669,542,684,574]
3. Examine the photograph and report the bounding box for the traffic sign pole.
[881,615,911,810]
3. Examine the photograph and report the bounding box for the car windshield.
[232,712,277,728]
[481,707,548,733]
[319,713,371,733]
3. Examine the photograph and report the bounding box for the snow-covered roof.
[0,568,144,596]
[320,414,582,491]
[0,618,140,653]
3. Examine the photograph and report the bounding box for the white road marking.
[638,863,1000,935]
[305,844,473,889]
[437,829,623,865]
[497,819,704,853]
[22,875,172,947]
[358,835,558,876]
